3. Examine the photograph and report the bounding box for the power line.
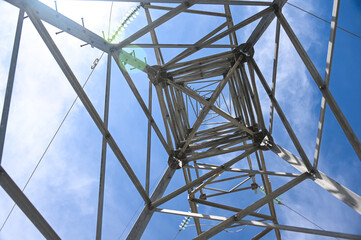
[117,165,168,239]
[287,2,361,40]
[0,52,105,232]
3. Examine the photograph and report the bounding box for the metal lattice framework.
[1,0,361,239]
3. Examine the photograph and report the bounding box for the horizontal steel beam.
[238,220,361,240]
[128,43,237,48]
[114,0,200,50]
[194,172,309,239]
[4,0,150,72]
[80,0,272,6]
[151,148,257,208]
[155,208,227,221]
[276,9,361,162]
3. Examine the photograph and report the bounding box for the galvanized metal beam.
[114,0,201,50]
[0,166,60,240]
[127,167,175,240]
[80,0,272,6]
[314,0,340,168]
[250,58,314,172]
[151,147,257,208]
[275,9,361,162]
[26,5,151,205]
[272,143,361,215]
[238,220,361,240]
[0,9,24,165]
[96,54,112,240]
[194,172,309,239]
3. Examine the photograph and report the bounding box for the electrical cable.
[117,165,168,239]
[107,2,114,40]
[287,2,361,40]
[1,1,116,232]
[280,202,340,240]
[0,52,106,232]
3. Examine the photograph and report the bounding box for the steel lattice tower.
[0,0,360,239]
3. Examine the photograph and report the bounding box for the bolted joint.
[147,65,170,88]
[147,201,154,210]
[248,125,259,133]
[168,155,184,170]
[319,84,327,90]
[272,3,280,13]
[253,129,274,150]
[251,183,258,190]
[234,43,255,58]
[200,193,207,200]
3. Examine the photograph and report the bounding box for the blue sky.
[0,0,360,239]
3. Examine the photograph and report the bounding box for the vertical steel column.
[275,9,361,162]
[96,54,112,240]
[251,58,313,172]
[313,0,340,168]
[269,19,281,135]
[0,9,24,165]
[26,6,151,204]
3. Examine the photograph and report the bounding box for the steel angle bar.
[166,6,274,68]
[167,79,254,135]
[314,0,340,169]
[246,0,287,47]
[155,85,174,148]
[269,19,280,134]
[144,4,228,17]
[96,54,112,240]
[165,51,233,71]
[188,166,300,178]
[275,9,361,162]
[206,186,253,198]
[4,0,152,73]
[0,9,24,165]
[245,61,265,129]
[26,6,151,204]
[82,0,272,6]
[112,53,172,155]
[194,172,309,239]
[256,150,281,239]
[5,0,111,51]
[0,166,60,240]
[190,198,273,220]
[114,0,201,50]
[127,167,175,240]
[252,228,273,240]
[272,143,361,215]
[237,220,361,240]
[164,21,229,68]
[155,208,227,221]
[187,144,255,162]
[145,80,152,196]
[177,56,243,156]
[144,5,165,65]
[151,147,258,208]
[250,58,313,172]
[127,43,237,48]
